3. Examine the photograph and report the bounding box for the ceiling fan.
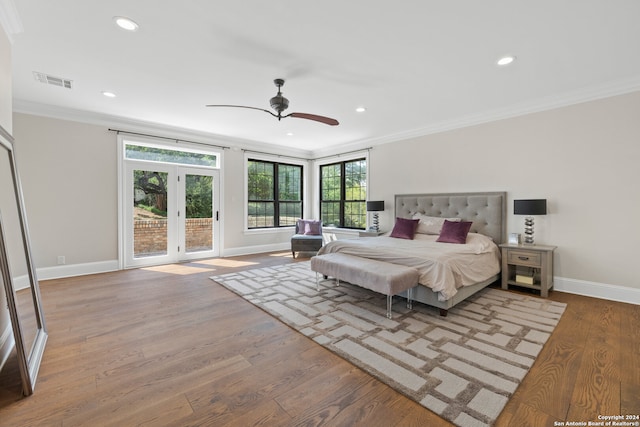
[206,78,339,126]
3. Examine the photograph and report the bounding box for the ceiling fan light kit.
[207,79,339,126]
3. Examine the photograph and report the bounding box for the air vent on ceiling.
[33,72,73,89]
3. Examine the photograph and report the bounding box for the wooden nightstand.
[500,244,556,297]
[359,230,385,237]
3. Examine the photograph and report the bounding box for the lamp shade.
[514,199,547,215]
[366,201,384,212]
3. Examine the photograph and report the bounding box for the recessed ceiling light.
[102,91,116,98]
[286,132,294,136]
[114,16,139,32]
[497,55,516,66]
[355,106,366,113]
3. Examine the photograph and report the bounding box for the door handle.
[216,211,219,221]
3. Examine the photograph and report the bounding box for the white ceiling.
[7,1,640,155]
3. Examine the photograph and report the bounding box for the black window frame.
[247,158,303,229]
[319,158,367,230]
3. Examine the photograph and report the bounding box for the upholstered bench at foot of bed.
[310,253,419,319]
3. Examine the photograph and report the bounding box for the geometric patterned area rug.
[210,261,567,427]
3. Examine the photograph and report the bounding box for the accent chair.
[291,219,323,259]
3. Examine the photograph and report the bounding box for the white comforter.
[317,233,501,301]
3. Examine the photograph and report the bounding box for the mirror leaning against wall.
[0,124,47,396]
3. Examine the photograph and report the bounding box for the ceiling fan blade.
[287,112,339,126]
[205,104,277,118]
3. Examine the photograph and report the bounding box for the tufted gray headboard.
[395,192,506,244]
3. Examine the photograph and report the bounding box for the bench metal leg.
[314,273,341,290]
[314,273,341,291]
[387,287,414,319]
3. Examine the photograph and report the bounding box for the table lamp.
[514,199,547,245]
[366,201,384,232]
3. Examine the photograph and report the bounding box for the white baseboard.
[36,260,120,282]
[0,325,15,373]
[554,276,640,305]
[12,274,31,291]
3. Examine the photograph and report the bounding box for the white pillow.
[412,213,461,235]
[463,233,495,254]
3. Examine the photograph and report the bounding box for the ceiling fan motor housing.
[270,78,288,114]
[270,94,289,113]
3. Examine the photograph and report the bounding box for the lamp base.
[523,217,535,245]
[372,213,379,232]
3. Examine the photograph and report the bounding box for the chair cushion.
[291,234,323,241]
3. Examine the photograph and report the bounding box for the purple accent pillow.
[390,217,420,240]
[304,220,322,236]
[436,220,473,244]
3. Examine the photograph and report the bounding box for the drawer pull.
[518,256,530,261]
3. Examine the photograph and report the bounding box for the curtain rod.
[108,128,231,150]
[310,147,373,161]
[244,146,372,162]
[311,147,372,161]
[242,149,309,162]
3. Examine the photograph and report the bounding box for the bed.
[317,192,506,315]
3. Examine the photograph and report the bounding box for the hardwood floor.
[1,251,638,426]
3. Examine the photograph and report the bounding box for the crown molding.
[0,0,22,43]
[310,76,640,158]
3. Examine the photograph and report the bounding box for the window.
[247,159,302,228]
[125,143,218,168]
[320,158,366,229]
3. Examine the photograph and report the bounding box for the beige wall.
[370,91,640,289]
[0,25,11,364]
[12,114,118,268]
[0,26,10,133]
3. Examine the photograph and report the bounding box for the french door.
[124,162,220,268]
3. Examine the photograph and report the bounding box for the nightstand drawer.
[507,250,542,267]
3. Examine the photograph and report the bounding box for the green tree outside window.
[320,158,366,229]
[248,160,302,228]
